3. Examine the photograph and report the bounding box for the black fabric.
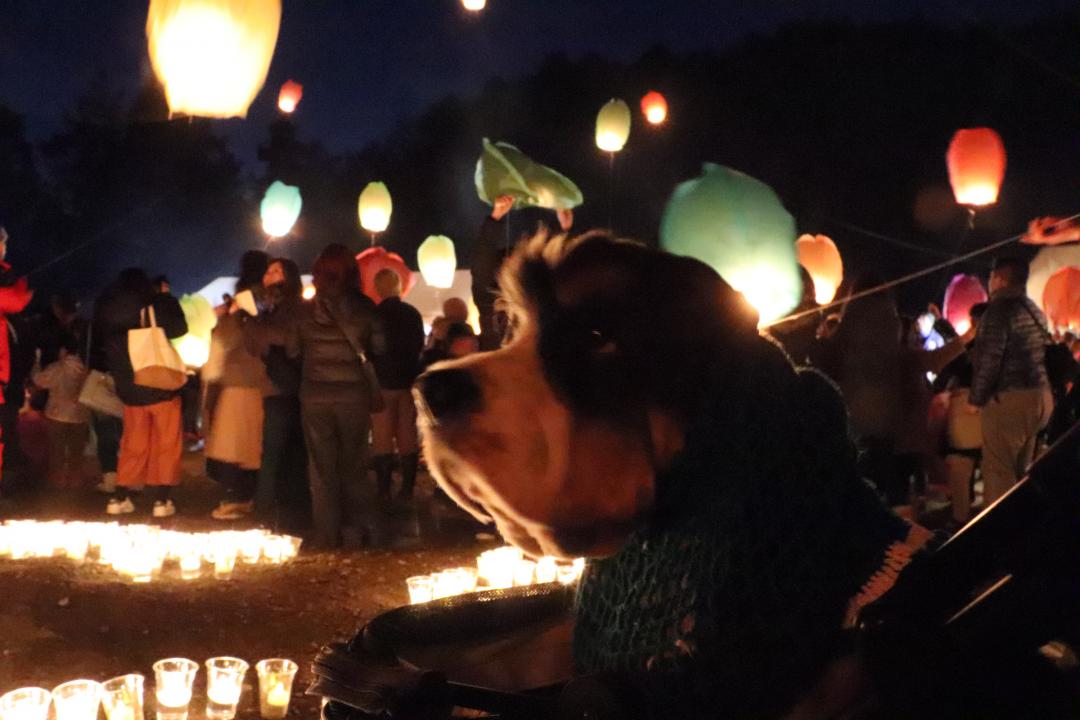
[98,288,188,406]
[288,292,382,404]
[372,298,424,390]
[207,458,257,502]
[302,399,372,548]
[256,395,309,531]
[242,296,303,397]
[92,411,122,474]
[471,216,509,352]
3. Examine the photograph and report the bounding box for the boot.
[372,454,394,501]
[398,453,419,501]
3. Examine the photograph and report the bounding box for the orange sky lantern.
[1042,266,1080,332]
[640,91,668,125]
[794,234,843,304]
[461,0,486,10]
[277,80,303,113]
[946,128,1006,207]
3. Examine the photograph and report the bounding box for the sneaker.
[95,471,118,494]
[152,500,176,518]
[211,501,254,521]
[106,497,135,515]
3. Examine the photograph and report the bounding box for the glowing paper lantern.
[172,294,217,368]
[146,0,282,119]
[942,274,988,335]
[461,0,486,10]
[1042,267,1080,332]
[795,234,843,304]
[417,236,457,289]
[277,80,303,114]
[661,164,801,326]
[358,182,392,234]
[1028,244,1080,318]
[595,99,631,153]
[946,128,1006,207]
[640,91,668,125]
[355,247,416,303]
[260,181,302,237]
[475,139,583,210]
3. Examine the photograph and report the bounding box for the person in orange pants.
[116,397,183,513]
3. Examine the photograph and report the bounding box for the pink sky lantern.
[277,80,303,113]
[943,274,988,335]
[355,247,416,303]
[1042,266,1080,332]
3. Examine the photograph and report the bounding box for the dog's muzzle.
[415,368,482,424]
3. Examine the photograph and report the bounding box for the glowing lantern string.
[417,236,457,289]
[146,0,282,119]
[358,182,393,240]
[260,181,302,238]
[595,99,631,153]
[942,274,987,335]
[640,91,668,125]
[277,80,302,114]
[795,234,843,304]
[660,164,801,326]
[946,128,1006,207]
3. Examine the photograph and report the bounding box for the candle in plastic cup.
[0,687,51,720]
[406,575,434,604]
[205,657,248,720]
[101,674,144,720]
[153,658,198,720]
[255,659,298,720]
[535,556,558,584]
[214,551,236,579]
[453,567,478,592]
[51,680,102,720]
[179,551,201,580]
[513,559,536,586]
[556,564,579,584]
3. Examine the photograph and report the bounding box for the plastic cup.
[51,680,102,720]
[205,657,249,720]
[255,659,298,720]
[406,575,434,604]
[0,687,51,720]
[101,674,144,720]
[535,556,558,584]
[513,559,536,586]
[153,658,198,720]
[214,550,237,579]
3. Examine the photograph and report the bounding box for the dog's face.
[415,233,757,559]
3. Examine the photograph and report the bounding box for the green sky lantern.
[417,235,457,289]
[475,139,583,210]
[660,163,802,326]
[259,180,302,237]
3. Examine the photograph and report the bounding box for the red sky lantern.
[943,273,988,335]
[355,247,416,303]
[946,128,1006,207]
[277,79,303,114]
[1042,266,1080,332]
[640,91,668,125]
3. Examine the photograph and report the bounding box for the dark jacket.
[970,286,1049,406]
[241,295,304,397]
[372,297,424,390]
[98,288,188,407]
[472,216,508,351]
[286,292,383,404]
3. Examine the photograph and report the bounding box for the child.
[31,335,90,488]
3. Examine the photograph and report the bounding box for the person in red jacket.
[0,227,35,481]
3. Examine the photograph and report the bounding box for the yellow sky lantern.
[595,99,631,153]
[417,235,457,289]
[146,0,282,119]
[358,181,393,235]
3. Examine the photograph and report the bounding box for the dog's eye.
[589,329,617,355]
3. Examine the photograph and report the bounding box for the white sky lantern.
[461,0,487,11]
[358,181,393,234]
[147,0,282,119]
[260,181,302,237]
[595,98,632,153]
[417,235,457,289]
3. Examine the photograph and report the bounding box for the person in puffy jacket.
[970,256,1054,507]
[99,268,187,517]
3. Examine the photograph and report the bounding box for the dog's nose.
[416,368,481,422]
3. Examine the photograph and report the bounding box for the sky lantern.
[461,0,486,10]
[942,274,988,335]
[595,99,632,153]
[475,139,583,210]
[417,235,457,289]
[640,91,668,125]
[259,181,302,237]
[1042,267,1080,332]
[946,128,1006,207]
[661,164,801,326]
[146,0,282,119]
[172,294,217,368]
[794,234,843,304]
[358,181,393,238]
[355,247,416,303]
[277,79,303,114]
[1027,244,1080,318]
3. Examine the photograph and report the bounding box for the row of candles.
[0,521,301,582]
[0,658,298,720]
[406,546,586,604]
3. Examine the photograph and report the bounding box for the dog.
[415,232,929,718]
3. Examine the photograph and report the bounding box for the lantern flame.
[146,0,282,119]
[640,91,668,125]
[277,80,302,114]
[946,128,1006,207]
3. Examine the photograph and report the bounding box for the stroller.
[311,422,1080,719]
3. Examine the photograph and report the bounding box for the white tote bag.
[128,306,186,391]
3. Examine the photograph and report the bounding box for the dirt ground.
[0,451,490,719]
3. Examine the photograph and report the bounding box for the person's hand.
[556,208,574,233]
[491,195,514,221]
[1023,216,1080,245]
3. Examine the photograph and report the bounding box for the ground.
[0,450,488,719]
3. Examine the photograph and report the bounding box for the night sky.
[1,0,1074,163]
